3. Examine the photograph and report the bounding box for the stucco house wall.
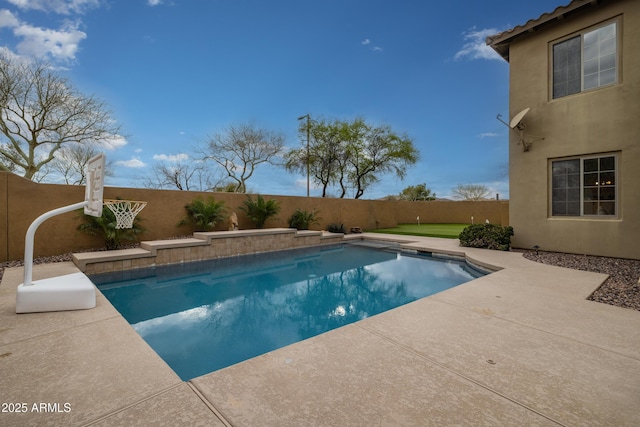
[489,0,639,259]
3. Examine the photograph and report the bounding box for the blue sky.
[0,0,565,199]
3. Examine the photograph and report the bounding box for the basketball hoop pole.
[17,198,98,313]
[22,201,89,287]
[16,153,104,314]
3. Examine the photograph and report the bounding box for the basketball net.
[103,199,147,229]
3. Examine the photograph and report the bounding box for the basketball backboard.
[84,153,106,217]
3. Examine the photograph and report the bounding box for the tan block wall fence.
[0,171,509,262]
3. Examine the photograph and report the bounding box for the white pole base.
[16,272,97,314]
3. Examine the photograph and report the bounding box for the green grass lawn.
[370,223,469,239]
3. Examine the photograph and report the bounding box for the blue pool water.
[93,242,485,380]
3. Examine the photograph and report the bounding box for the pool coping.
[1,233,639,426]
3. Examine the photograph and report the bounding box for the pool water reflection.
[93,243,484,380]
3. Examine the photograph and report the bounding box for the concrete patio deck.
[1,234,639,426]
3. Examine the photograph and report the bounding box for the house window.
[551,154,617,217]
[552,22,617,99]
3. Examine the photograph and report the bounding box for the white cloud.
[147,0,162,6]
[478,132,499,138]
[454,27,503,61]
[0,7,88,62]
[14,22,86,61]
[0,9,20,28]
[6,0,100,15]
[1,0,103,63]
[99,135,128,150]
[153,153,189,162]
[361,38,383,52]
[0,46,24,61]
[115,157,146,168]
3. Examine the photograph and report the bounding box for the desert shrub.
[288,209,320,230]
[240,194,281,229]
[458,223,514,251]
[178,197,227,231]
[326,223,346,233]
[77,201,145,250]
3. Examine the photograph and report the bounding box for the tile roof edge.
[486,0,606,60]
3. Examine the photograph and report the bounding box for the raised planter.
[73,228,344,275]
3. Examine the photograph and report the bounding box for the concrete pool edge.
[1,234,639,426]
[345,233,504,274]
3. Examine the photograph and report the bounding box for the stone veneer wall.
[73,228,344,275]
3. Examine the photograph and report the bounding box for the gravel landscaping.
[519,250,640,311]
[1,248,639,312]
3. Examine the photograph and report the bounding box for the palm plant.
[326,223,346,233]
[77,204,145,250]
[179,197,227,231]
[239,194,280,228]
[288,208,320,230]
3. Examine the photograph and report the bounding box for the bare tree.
[143,158,226,191]
[452,184,491,201]
[0,142,19,173]
[45,143,113,184]
[0,55,123,180]
[202,123,285,193]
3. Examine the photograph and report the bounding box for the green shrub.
[458,223,514,251]
[77,202,145,250]
[240,194,281,229]
[288,209,320,230]
[326,223,346,233]
[178,197,227,231]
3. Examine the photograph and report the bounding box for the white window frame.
[550,153,618,218]
[551,19,619,99]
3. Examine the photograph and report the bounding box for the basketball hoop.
[103,199,147,229]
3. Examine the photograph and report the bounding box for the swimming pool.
[92,242,485,380]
